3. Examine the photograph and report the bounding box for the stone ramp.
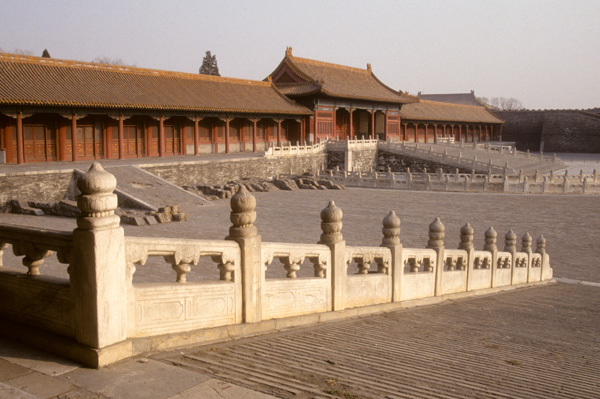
[387,143,565,174]
[158,283,600,399]
[102,166,212,212]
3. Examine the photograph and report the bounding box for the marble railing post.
[459,223,475,291]
[381,211,402,302]
[536,235,551,280]
[318,201,346,311]
[71,163,127,349]
[484,227,498,288]
[521,232,533,283]
[504,230,517,284]
[426,217,445,296]
[226,185,262,323]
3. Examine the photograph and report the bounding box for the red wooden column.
[370,110,375,139]
[252,119,257,152]
[313,110,318,142]
[384,111,388,141]
[225,117,230,154]
[118,115,125,160]
[241,120,246,152]
[16,112,24,164]
[402,123,407,141]
[332,107,337,140]
[277,119,282,146]
[158,116,164,157]
[194,116,199,155]
[348,108,353,140]
[71,114,78,161]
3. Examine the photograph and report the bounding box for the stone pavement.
[1,280,598,398]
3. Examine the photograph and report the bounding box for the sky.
[1,0,598,110]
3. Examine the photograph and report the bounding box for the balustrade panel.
[344,246,392,309]
[471,251,493,290]
[261,242,331,320]
[125,237,242,337]
[441,249,468,295]
[401,248,437,300]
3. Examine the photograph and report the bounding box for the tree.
[477,96,524,111]
[92,56,131,66]
[199,51,220,76]
[41,49,51,58]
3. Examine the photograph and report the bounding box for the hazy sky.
[1,0,598,110]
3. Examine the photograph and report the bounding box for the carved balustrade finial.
[536,235,546,254]
[483,226,497,252]
[76,162,119,230]
[319,201,343,244]
[427,217,445,249]
[381,211,401,246]
[458,222,474,250]
[228,185,257,239]
[522,232,532,253]
[504,229,517,252]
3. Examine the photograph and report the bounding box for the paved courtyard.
[1,186,599,398]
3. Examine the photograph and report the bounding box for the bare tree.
[12,48,33,55]
[477,96,523,110]
[92,56,132,66]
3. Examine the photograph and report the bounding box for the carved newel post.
[426,217,445,296]
[504,230,517,283]
[536,235,552,280]
[318,201,346,311]
[522,232,533,283]
[226,185,262,323]
[459,223,475,291]
[71,162,127,350]
[484,227,499,287]
[381,211,403,302]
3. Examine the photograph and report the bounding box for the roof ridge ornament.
[286,47,293,57]
[367,63,372,72]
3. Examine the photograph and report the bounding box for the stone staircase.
[382,142,565,174]
[73,165,212,212]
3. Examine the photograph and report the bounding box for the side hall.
[0,53,311,164]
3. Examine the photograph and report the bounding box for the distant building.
[418,90,490,108]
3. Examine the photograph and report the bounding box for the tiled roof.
[418,91,488,107]
[0,53,311,115]
[275,82,321,96]
[271,49,417,105]
[400,100,504,124]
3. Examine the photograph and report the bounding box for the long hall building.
[0,49,503,164]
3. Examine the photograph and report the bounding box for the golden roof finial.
[286,47,293,57]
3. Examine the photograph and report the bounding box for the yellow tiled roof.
[0,53,311,115]
[273,50,417,105]
[400,100,504,124]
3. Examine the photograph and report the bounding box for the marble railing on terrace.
[0,163,553,367]
[264,140,328,157]
[321,168,600,194]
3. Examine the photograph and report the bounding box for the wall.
[0,169,76,203]
[541,112,600,153]
[142,154,326,187]
[351,149,378,172]
[377,151,473,173]
[495,110,600,153]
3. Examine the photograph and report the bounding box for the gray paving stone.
[57,359,211,399]
[167,378,279,399]
[0,358,31,381]
[0,338,80,376]
[5,371,75,398]
[0,382,38,399]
